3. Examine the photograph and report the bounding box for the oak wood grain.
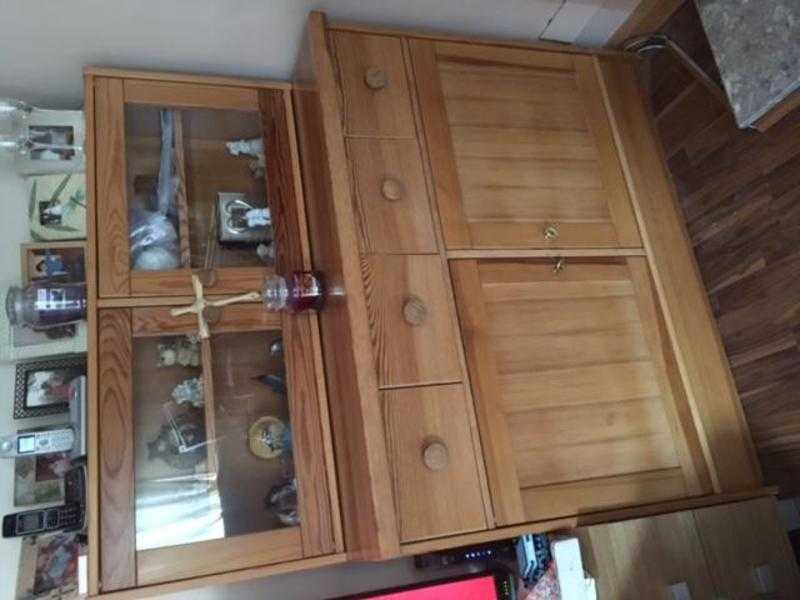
[260,87,338,557]
[131,302,280,336]
[346,138,437,254]
[293,12,400,560]
[332,31,416,138]
[383,384,487,542]
[123,79,259,111]
[98,309,136,591]
[129,267,268,296]
[693,497,800,598]
[362,255,462,388]
[596,55,762,492]
[95,77,130,297]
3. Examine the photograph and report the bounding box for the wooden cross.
[170,274,261,339]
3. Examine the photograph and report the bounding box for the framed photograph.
[27,174,87,241]
[14,446,70,506]
[21,242,86,286]
[16,533,82,599]
[13,355,86,419]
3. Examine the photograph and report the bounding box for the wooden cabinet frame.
[87,70,342,595]
[94,78,282,298]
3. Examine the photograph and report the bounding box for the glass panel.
[125,105,274,273]
[133,330,296,551]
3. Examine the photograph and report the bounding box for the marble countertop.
[697,0,800,128]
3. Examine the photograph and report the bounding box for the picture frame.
[27,173,87,241]
[13,438,70,506]
[13,355,86,419]
[21,241,86,286]
[15,533,82,599]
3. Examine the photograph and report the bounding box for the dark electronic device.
[414,539,517,569]
[331,569,515,600]
[2,463,86,538]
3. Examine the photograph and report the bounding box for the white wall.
[0,0,638,109]
[0,157,78,597]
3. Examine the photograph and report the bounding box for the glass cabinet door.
[126,105,272,275]
[95,79,283,298]
[132,328,295,552]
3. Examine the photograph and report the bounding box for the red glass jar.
[262,271,325,313]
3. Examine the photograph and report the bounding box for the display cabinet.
[85,70,342,595]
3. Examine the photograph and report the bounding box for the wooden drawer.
[333,32,415,138]
[363,255,462,388]
[383,384,487,543]
[347,138,437,253]
[694,497,800,599]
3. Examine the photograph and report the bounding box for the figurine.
[147,409,206,470]
[157,335,201,368]
[248,416,289,459]
[226,137,266,179]
[171,377,204,408]
[266,477,299,526]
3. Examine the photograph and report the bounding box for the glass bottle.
[5,282,88,329]
[262,271,326,313]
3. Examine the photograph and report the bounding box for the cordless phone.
[0,427,74,458]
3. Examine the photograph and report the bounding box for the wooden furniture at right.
[293,12,765,562]
[578,496,800,599]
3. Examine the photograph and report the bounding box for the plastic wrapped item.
[129,209,180,271]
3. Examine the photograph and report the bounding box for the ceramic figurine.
[225,137,266,178]
[147,410,206,470]
[248,416,289,459]
[171,377,204,408]
[266,477,299,526]
[157,335,201,368]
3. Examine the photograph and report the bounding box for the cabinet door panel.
[694,497,800,599]
[94,78,291,297]
[578,511,717,600]
[451,257,708,525]
[411,41,641,250]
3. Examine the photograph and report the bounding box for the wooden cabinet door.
[450,257,711,525]
[97,303,337,590]
[578,511,717,600]
[410,42,641,250]
[94,78,294,297]
[694,497,800,599]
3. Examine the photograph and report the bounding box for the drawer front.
[348,138,437,253]
[363,255,462,388]
[333,32,416,138]
[383,384,487,542]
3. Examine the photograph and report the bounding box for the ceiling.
[0,0,640,108]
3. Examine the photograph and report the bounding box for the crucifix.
[168,274,262,474]
[170,274,262,339]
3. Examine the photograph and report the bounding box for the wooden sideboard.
[80,10,791,599]
[293,11,764,560]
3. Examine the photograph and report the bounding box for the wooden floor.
[639,2,800,496]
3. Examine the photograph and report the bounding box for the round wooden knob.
[423,441,449,471]
[381,178,404,201]
[403,295,427,326]
[197,268,217,287]
[543,224,560,241]
[364,67,388,90]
